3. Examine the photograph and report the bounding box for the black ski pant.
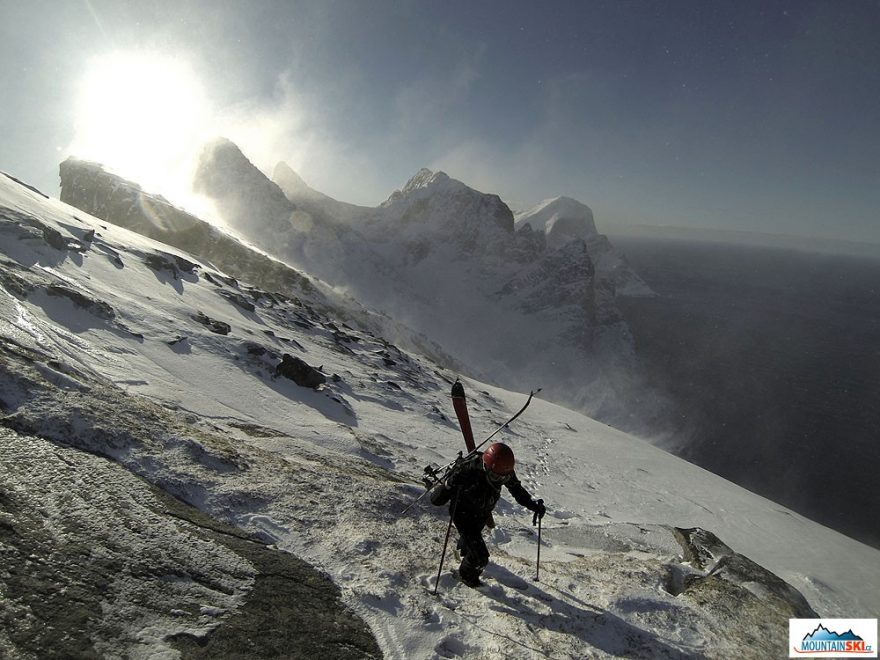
[453,514,489,579]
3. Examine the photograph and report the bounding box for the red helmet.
[482,443,515,476]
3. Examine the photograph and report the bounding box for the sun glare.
[70,50,213,211]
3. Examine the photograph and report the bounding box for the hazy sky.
[2,0,878,243]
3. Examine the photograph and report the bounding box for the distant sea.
[611,235,880,549]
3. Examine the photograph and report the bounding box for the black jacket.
[430,453,538,525]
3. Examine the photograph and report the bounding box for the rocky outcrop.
[672,527,817,618]
[46,284,116,320]
[194,144,381,283]
[516,197,652,298]
[497,240,596,316]
[585,234,654,297]
[193,311,232,335]
[275,354,327,389]
[60,158,212,246]
[0,204,90,254]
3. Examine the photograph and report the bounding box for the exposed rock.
[0,429,380,660]
[512,221,547,263]
[46,284,115,320]
[1,205,86,253]
[497,240,596,316]
[584,234,654,298]
[39,225,60,249]
[0,260,33,298]
[377,168,515,256]
[219,289,256,313]
[672,527,817,618]
[145,252,182,279]
[274,354,327,389]
[193,311,231,335]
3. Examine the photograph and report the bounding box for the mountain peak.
[400,168,452,195]
[193,138,296,241]
[379,168,514,241]
[515,195,597,249]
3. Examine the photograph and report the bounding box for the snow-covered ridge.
[273,161,369,223]
[2,168,879,658]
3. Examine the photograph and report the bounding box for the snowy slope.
[1,172,878,659]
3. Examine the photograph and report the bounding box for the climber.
[430,442,546,586]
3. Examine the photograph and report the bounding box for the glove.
[531,498,546,519]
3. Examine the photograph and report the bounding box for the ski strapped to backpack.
[436,385,541,475]
[400,385,541,515]
[451,380,476,452]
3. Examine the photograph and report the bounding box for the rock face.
[498,240,597,316]
[0,430,380,660]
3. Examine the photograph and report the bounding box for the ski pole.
[471,388,541,456]
[532,499,544,581]
[433,493,458,595]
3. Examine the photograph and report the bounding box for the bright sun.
[70,50,212,206]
